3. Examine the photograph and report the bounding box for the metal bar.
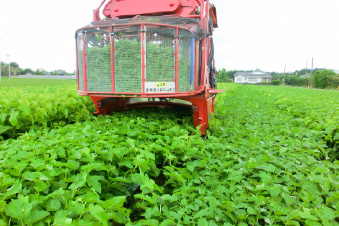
[186,15,200,18]
[175,27,179,92]
[110,29,115,92]
[190,37,195,85]
[83,23,192,34]
[93,0,107,21]
[75,38,79,90]
[82,33,88,92]
[193,0,204,20]
[193,0,203,6]
[200,0,204,20]
[84,90,202,96]
[206,0,211,88]
[200,39,206,87]
[141,24,146,94]
[195,39,198,91]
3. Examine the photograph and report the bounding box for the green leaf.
[160,219,174,226]
[333,133,339,141]
[260,163,276,172]
[4,199,24,220]
[35,181,49,192]
[23,172,38,181]
[194,208,209,218]
[87,175,102,194]
[0,113,7,123]
[89,204,108,226]
[4,197,33,221]
[25,209,50,225]
[9,110,19,127]
[269,186,281,197]
[187,165,195,172]
[234,209,247,220]
[134,194,156,204]
[101,196,126,210]
[315,206,336,223]
[168,211,182,220]
[297,208,319,221]
[54,217,72,225]
[69,172,88,190]
[30,159,45,169]
[46,187,65,199]
[5,183,22,198]
[54,210,73,225]
[143,207,161,219]
[198,218,208,226]
[45,199,61,211]
[110,211,129,224]
[160,194,178,202]
[0,125,11,135]
[76,190,101,203]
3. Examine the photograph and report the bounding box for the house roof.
[234,69,272,78]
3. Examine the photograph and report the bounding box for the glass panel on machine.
[145,26,175,82]
[114,26,142,93]
[77,32,84,91]
[145,26,176,93]
[178,29,194,92]
[85,28,112,92]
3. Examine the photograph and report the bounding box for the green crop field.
[0,78,75,87]
[0,83,338,225]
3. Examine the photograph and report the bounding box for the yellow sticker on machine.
[155,82,166,88]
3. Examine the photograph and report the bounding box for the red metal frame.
[77,0,222,135]
[175,28,179,93]
[75,39,79,90]
[194,39,199,91]
[81,33,88,92]
[141,25,146,94]
[110,28,115,92]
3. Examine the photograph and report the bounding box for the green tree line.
[0,61,73,76]
[313,70,339,89]
[216,68,339,89]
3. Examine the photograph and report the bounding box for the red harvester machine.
[75,0,223,135]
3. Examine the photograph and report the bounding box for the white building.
[234,69,273,84]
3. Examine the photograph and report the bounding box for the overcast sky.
[0,0,338,73]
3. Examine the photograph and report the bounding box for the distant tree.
[1,62,21,76]
[23,68,34,74]
[227,70,238,80]
[313,70,337,89]
[51,69,67,75]
[33,69,47,75]
[272,80,281,85]
[216,68,229,82]
[1,63,8,76]
[285,75,310,87]
[10,62,19,68]
[328,74,339,89]
[271,72,284,80]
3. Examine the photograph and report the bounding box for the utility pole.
[6,54,10,80]
[305,58,308,76]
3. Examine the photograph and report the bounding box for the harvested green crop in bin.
[82,35,192,92]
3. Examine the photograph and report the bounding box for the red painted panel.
[103,0,180,18]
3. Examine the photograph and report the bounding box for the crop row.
[0,86,93,139]
[0,84,338,225]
